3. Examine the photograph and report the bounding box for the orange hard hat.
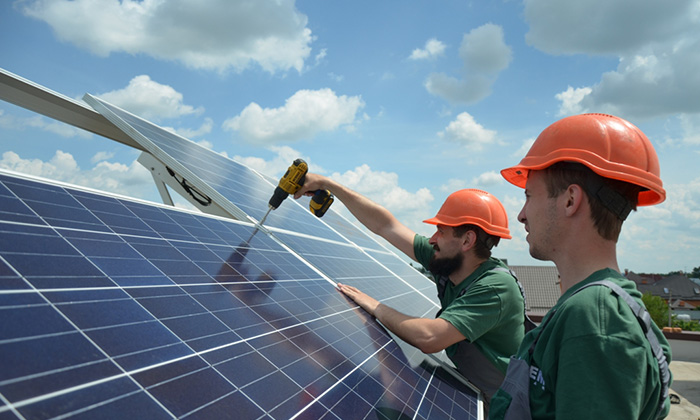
[423,189,511,239]
[501,113,665,206]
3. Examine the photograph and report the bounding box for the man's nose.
[429,232,438,244]
[517,206,526,224]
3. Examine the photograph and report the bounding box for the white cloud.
[663,178,700,228]
[527,0,700,119]
[471,171,504,187]
[97,75,203,122]
[409,38,446,60]
[678,114,700,145]
[500,193,528,250]
[459,24,512,73]
[0,109,91,138]
[234,145,310,179]
[0,150,154,199]
[511,137,536,159]
[91,151,114,164]
[524,0,696,55]
[328,72,344,82]
[329,164,435,235]
[439,172,503,195]
[555,86,592,116]
[425,73,492,105]
[439,178,469,193]
[223,88,365,144]
[425,24,512,104]
[21,0,314,74]
[315,48,327,65]
[619,176,700,271]
[438,112,497,151]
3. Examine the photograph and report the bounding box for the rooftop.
[509,265,560,316]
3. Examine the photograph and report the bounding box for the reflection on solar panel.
[0,171,479,419]
[0,75,482,419]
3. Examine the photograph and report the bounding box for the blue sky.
[1,0,699,274]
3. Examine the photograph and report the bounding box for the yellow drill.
[258,158,334,226]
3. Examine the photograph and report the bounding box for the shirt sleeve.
[412,234,435,274]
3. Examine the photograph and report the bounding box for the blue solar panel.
[0,170,480,419]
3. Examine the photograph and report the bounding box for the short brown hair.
[542,162,641,241]
[452,224,499,259]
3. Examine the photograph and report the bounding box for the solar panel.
[0,73,483,419]
[0,169,480,419]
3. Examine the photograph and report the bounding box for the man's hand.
[337,283,380,316]
[294,173,328,199]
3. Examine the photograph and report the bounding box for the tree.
[691,266,700,278]
[641,292,669,329]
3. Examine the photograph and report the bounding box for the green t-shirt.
[489,268,672,420]
[413,235,525,374]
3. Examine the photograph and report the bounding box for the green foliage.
[691,266,700,278]
[641,293,669,328]
[672,318,700,331]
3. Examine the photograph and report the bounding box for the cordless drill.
[258,158,334,226]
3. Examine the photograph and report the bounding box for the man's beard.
[428,252,463,277]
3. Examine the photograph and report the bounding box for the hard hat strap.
[582,175,633,221]
[557,162,633,221]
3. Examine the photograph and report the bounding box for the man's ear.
[461,230,477,251]
[564,184,585,217]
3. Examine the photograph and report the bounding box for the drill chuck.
[268,158,308,210]
[268,185,289,210]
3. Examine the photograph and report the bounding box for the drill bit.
[258,206,273,227]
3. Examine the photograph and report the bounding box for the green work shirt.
[413,235,525,374]
[489,268,672,420]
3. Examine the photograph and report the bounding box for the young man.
[490,113,672,419]
[295,176,527,405]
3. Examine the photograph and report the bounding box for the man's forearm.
[337,283,462,354]
[322,179,397,236]
[374,303,439,353]
[296,174,416,259]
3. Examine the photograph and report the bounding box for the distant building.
[418,263,700,317]
[627,271,700,309]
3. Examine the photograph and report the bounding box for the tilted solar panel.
[0,170,480,419]
[82,94,440,318]
[84,94,347,243]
